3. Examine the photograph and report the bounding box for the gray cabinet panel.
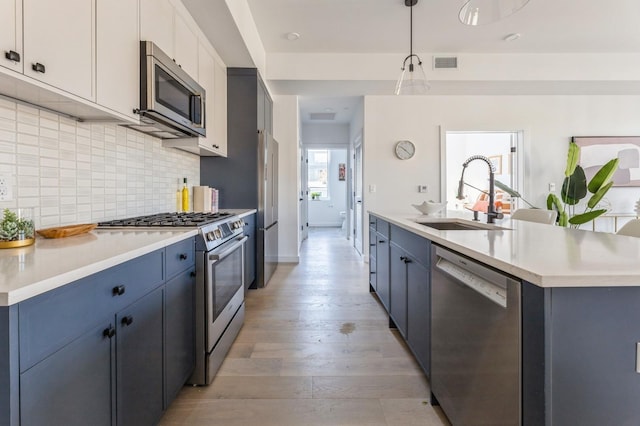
[407,255,430,376]
[0,306,19,426]
[20,322,113,426]
[166,237,194,279]
[165,267,196,405]
[390,224,429,266]
[19,250,163,372]
[116,287,164,426]
[243,213,257,290]
[390,244,408,337]
[376,234,390,311]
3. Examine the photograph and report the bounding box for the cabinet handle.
[378,240,385,243]
[179,253,188,260]
[5,50,20,62]
[401,256,412,264]
[31,62,45,73]
[212,144,220,149]
[190,271,196,278]
[121,316,134,326]
[370,271,376,274]
[369,243,376,247]
[103,326,115,339]
[112,285,126,296]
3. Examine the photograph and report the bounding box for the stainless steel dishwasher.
[431,245,521,426]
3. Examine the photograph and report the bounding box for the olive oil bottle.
[181,178,189,212]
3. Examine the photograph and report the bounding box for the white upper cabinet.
[212,54,227,157]
[140,0,174,59]
[0,0,22,73]
[162,42,226,157]
[96,0,139,120]
[173,11,198,80]
[23,0,94,101]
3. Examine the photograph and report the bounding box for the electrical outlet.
[418,185,428,193]
[0,175,12,201]
[549,182,556,192]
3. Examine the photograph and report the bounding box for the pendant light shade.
[395,0,429,95]
[459,0,530,26]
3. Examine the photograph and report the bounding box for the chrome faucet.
[456,155,504,224]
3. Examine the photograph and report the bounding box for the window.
[308,149,330,200]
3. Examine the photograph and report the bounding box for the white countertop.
[0,229,197,306]
[371,210,640,288]
[226,208,257,218]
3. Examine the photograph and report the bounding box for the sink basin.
[416,219,509,231]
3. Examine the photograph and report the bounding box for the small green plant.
[547,141,619,228]
[0,209,35,241]
[311,192,321,200]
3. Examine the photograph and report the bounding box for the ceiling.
[188,0,640,124]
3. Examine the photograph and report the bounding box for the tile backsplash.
[0,97,200,228]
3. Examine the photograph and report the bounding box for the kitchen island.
[369,210,640,426]
[0,229,198,426]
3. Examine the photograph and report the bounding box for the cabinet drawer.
[19,250,164,372]
[166,237,195,278]
[390,224,429,266]
[377,219,390,238]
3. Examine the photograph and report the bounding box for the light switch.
[369,184,376,193]
[418,185,428,193]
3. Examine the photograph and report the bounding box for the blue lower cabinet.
[0,238,198,426]
[165,268,196,405]
[20,322,114,426]
[116,287,165,426]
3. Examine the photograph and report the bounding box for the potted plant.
[547,141,619,228]
[311,192,321,200]
[0,208,35,248]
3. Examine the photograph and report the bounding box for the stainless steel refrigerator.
[257,132,278,287]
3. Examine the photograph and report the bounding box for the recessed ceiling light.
[504,33,521,42]
[285,32,300,41]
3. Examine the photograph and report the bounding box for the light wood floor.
[160,227,449,426]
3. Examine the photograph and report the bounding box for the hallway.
[161,227,447,425]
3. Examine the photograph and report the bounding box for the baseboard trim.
[278,256,300,263]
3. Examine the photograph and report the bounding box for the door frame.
[353,131,363,255]
[439,126,525,211]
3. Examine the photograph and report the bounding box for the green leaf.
[587,181,614,209]
[558,211,569,227]
[568,209,607,225]
[587,158,619,194]
[564,142,580,177]
[546,193,562,211]
[561,165,587,205]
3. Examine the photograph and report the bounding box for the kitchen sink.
[416,219,509,231]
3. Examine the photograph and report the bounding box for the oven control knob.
[206,232,215,241]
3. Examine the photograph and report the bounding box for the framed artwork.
[338,163,346,181]
[489,155,503,175]
[573,136,640,187]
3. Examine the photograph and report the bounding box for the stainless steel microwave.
[131,41,206,139]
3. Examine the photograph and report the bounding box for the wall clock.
[394,140,415,160]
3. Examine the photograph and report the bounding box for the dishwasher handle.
[434,247,510,308]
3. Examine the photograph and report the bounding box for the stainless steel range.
[98,211,247,385]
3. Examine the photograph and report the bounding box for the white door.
[299,147,308,243]
[140,0,174,58]
[443,130,523,214]
[0,0,22,73]
[353,140,363,255]
[23,0,94,100]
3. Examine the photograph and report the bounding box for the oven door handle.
[208,235,249,264]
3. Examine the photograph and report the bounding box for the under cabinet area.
[0,237,196,426]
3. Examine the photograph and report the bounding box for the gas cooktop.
[97,212,233,228]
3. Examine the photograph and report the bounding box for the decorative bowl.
[412,201,446,215]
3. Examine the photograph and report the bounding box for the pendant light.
[459,0,530,26]
[395,0,429,95]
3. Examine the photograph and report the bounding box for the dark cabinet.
[116,287,164,426]
[243,213,257,290]
[406,254,430,376]
[0,237,197,426]
[376,234,390,311]
[389,244,408,338]
[368,223,377,292]
[20,322,113,426]
[165,268,196,405]
[200,68,273,210]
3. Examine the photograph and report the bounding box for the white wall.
[308,149,348,227]
[302,123,349,146]
[0,98,200,228]
[273,95,300,263]
[363,95,640,253]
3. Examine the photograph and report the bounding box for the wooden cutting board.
[36,224,97,239]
